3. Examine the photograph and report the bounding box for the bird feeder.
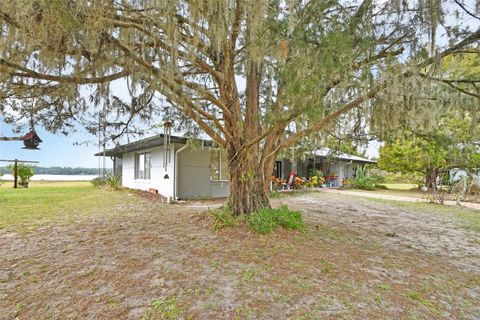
[21,130,43,150]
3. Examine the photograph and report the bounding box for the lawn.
[0,181,142,232]
[378,183,419,190]
[1,186,479,319]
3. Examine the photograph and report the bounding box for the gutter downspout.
[174,144,189,200]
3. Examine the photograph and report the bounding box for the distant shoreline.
[1,174,97,181]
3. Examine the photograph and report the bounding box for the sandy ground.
[321,189,480,210]
[1,193,479,319]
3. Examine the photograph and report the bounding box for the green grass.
[378,183,419,190]
[405,291,439,313]
[0,181,137,232]
[142,297,182,320]
[248,205,305,234]
[209,205,305,234]
[365,198,480,232]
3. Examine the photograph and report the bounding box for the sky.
[0,122,104,168]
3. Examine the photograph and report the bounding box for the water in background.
[1,174,97,181]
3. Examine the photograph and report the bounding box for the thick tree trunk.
[227,150,271,215]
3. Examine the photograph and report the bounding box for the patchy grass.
[248,206,305,234]
[365,197,480,232]
[1,188,479,319]
[0,181,140,232]
[207,205,305,234]
[142,297,183,320]
[405,291,439,313]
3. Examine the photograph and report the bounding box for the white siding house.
[97,135,229,201]
[98,135,375,200]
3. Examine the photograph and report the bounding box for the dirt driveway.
[1,192,479,319]
[320,188,480,211]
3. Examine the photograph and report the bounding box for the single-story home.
[275,148,377,187]
[95,134,376,200]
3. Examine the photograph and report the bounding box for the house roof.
[313,148,376,164]
[94,134,212,157]
[96,134,376,164]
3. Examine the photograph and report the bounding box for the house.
[96,134,229,202]
[96,134,376,200]
[274,148,377,187]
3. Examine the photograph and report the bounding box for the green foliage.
[349,166,385,190]
[378,140,424,173]
[210,206,238,230]
[379,113,480,185]
[91,175,121,190]
[6,164,35,186]
[247,205,305,234]
[209,205,305,234]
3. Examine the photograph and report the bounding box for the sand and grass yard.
[1,182,479,319]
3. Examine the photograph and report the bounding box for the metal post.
[13,159,18,189]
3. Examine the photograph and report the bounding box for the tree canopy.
[0,0,479,213]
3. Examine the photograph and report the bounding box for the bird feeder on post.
[0,130,43,150]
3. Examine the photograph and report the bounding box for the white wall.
[122,146,175,198]
[121,144,229,199]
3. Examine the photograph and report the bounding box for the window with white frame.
[210,149,228,181]
[134,152,151,179]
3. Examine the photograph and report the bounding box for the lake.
[1,174,98,181]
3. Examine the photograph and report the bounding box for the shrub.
[6,164,35,187]
[210,206,238,230]
[91,174,121,189]
[247,205,305,234]
[350,176,377,190]
[349,166,385,190]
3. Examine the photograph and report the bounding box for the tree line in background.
[0,166,110,175]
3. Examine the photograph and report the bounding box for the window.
[135,152,151,179]
[210,149,228,181]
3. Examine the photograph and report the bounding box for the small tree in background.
[6,164,35,188]
[378,115,480,193]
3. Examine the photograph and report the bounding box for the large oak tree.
[0,0,479,214]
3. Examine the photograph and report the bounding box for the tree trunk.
[425,168,438,191]
[227,149,271,215]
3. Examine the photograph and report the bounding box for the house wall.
[177,146,229,199]
[122,145,176,198]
